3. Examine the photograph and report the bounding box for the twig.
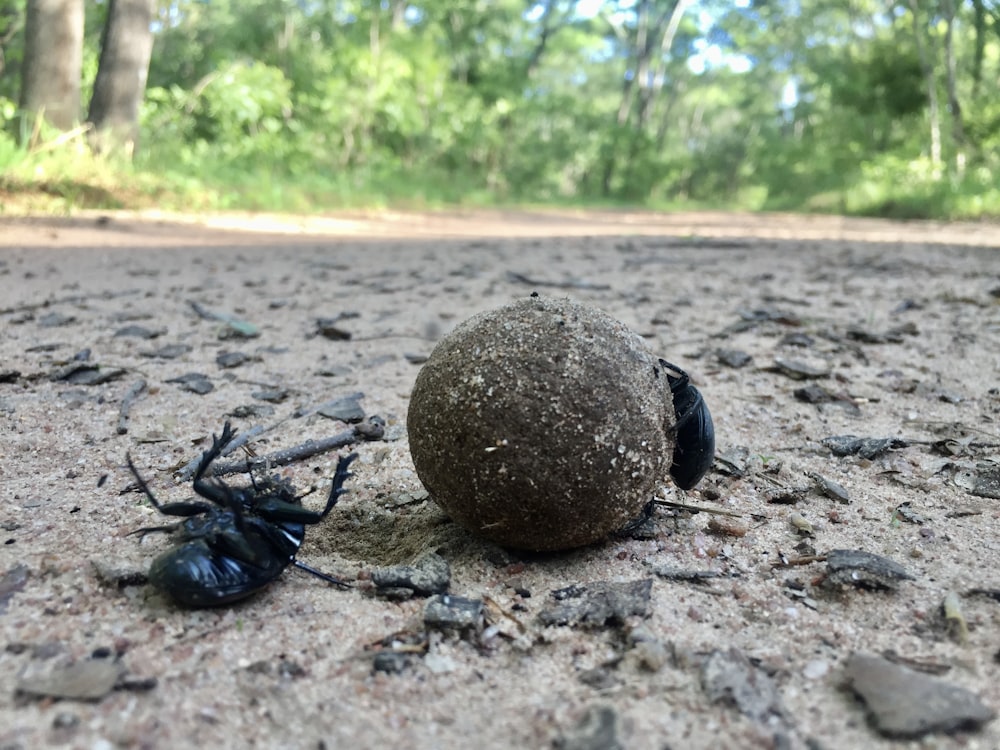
[906,421,1000,441]
[175,425,265,480]
[116,379,147,435]
[771,554,827,569]
[903,437,1000,449]
[0,288,143,316]
[203,421,383,478]
[653,499,742,517]
[506,271,611,291]
[188,300,222,320]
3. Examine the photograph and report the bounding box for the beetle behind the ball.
[126,422,356,607]
[659,359,715,491]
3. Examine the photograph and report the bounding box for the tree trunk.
[19,0,83,132]
[648,0,693,117]
[631,0,651,129]
[525,0,560,79]
[971,0,986,100]
[907,0,941,167]
[941,0,966,170]
[87,0,155,157]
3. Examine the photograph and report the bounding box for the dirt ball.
[406,295,677,551]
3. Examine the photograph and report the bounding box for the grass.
[3,128,1000,221]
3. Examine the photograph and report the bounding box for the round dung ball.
[406,295,677,551]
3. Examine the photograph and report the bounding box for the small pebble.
[803,659,829,680]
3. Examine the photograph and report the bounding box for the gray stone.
[539,579,652,628]
[554,705,623,750]
[845,652,996,738]
[423,594,483,632]
[17,656,123,701]
[372,552,451,597]
[701,647,783,722]
[316,393,366,423]
[825,549,915,591]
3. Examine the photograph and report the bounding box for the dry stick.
[116,379,147,435]
[175,425,266,481]
[203,422,382,478]
[0,288,143,316]
[653,499,743,518]
[505,271,611,291]
[771,554,828,569]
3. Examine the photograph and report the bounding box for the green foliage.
[4,0,1000,218]
[847,154,1000,220]
[0,0,25,102]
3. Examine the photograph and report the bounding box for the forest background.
[1,0,999,219]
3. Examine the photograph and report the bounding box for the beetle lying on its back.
[126,422,356,607]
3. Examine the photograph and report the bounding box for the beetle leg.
[616,500,656,535]
[191,421,238,483]
[318,453,357,518]
[293,560,352,588]
[127,454,218,528]
[128,523,181,538]
[193,476,239,509]
[254,453,358,524]
[126,453,170,510]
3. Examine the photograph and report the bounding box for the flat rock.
[166,372,214,394]
[371,552,451,597]
[17,656,123,701]
[140,344,192,359]
[316,393,366,423]
[716,348,752,368]
[825,549,915,591]
[970,467,1000,499]
[701,647,783,722]
[114,325,165,339]
[822,435,908,459]
[37,311,76,327]
[538,579,652,628]
[0,564,29,613]
[49,363,127,385]
[423,594,483,632]
[771,357,829,379]
[845,652,996,738]
[554,705,623,750]
[216,350,252,369]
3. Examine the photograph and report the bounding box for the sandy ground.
[1,210,1000,749]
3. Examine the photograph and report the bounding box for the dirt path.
[1,211,999,749]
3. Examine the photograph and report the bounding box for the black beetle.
[126,422,356,607]
[659,359,715,490]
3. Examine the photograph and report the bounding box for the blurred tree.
[19,0,83,131]
[2,0,998,215]
[87,0,155,156]
[0,0,24,89]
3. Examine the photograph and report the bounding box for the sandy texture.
[1,211,1000,749]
